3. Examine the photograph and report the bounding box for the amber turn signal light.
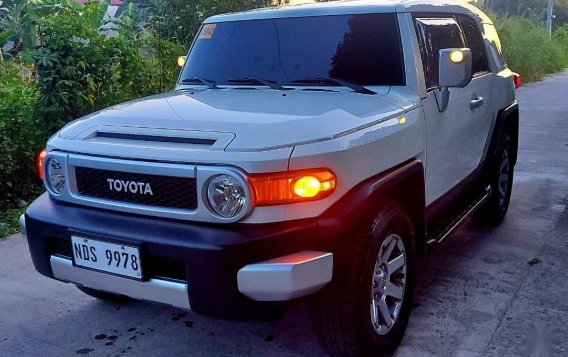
[37,148,47,180]
[249,169,336,206]
[449,50,464,64]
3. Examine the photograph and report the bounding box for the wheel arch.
[319,159,427,257]
[376,162,426,257]
[488,101,519,165]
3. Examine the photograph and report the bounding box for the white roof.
[205,0,491,24]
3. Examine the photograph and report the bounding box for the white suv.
[22,1,519,355]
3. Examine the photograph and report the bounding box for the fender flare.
[487,101,519,166]
[318,160,427,257]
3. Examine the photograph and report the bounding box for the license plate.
[71,236,142,279]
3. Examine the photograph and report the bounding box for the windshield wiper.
[179,77,219,89]
[291,77,377,95]
[228,77,285,90]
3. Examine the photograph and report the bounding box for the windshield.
[180,13,405,87]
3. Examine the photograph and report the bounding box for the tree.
[480,0,568,27]
[0,0,38,53]
[116,0,289,45]
[0,0,107,56]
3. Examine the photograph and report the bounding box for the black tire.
[474,133,514,226]
[76,285,131,303]
[311,205,416,357]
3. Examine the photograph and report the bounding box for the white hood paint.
[58,88,407,152]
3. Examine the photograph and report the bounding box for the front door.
[414,15,495,204]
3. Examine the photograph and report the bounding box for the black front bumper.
[25,193,340,318]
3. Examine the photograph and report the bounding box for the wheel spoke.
[380,238,396,263]
[387,254,405,273]
[385,282,404,300]
[378,297,393,327]
[370,298,379,325]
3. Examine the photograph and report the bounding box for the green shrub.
[23,2,185,126]
[553,24,568,59]
[0,61,46,208]
[25,3,134,124]
[497,17,568,82]
[0,205,27,238]
[0,2,185,215]
[111,31,186,102]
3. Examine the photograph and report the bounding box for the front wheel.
[312,205,415,357]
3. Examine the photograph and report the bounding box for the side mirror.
[177,56,187,67]
[435,48,473,112]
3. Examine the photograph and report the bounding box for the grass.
[0,190,40,238]
[497,17,568,82]
[0,205,27,238]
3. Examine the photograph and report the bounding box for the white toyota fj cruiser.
[22,0,519,355]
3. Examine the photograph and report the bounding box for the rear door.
[414,15,494,204]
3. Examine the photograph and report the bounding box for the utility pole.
[546,0,554,37]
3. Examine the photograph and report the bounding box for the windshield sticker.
[199,24,216,39]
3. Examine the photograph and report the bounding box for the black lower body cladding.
[25,193,327,318]
[24,160,425,319]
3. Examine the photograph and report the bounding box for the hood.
[58,88,407,152]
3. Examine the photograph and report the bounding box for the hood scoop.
[74,125,235,152]
[95,132,217,146]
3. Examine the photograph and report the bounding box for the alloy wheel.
[370,234,407,335]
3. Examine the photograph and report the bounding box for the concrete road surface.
[1,70,567,357]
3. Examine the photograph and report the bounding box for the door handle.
[470,96,484,110]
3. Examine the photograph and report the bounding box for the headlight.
[46,158,65,194]
[206,174,247,218]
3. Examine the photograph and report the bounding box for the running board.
[426,185,491,249]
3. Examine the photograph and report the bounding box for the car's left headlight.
[206,174,247,218]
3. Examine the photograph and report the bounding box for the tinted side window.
[456,15,489,74]
[414,18,465,90]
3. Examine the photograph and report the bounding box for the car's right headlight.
[46,157,66,195]
[206,174,248,218]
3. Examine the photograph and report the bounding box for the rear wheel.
[76,286,131,303]
[312,205,415,357]
[474,133,514,226]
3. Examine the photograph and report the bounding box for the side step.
[426,185,491,250]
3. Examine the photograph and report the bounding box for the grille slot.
[48,236,72,257]
[75,167,197,210]
[145,255,187,281]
